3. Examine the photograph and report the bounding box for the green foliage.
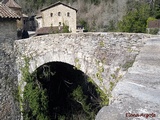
[148,28,159,35]
[110,74,116,79]
[50,24,55,34]
[60,84,98,119]
[152,0,160,19]
[79,19,88,31]
[109,82,114,91]
[12,86,21,102]
[72,86,93,118]
[95,87,109,106]
[87,78,109,107]
[23,0,57,13]
[99,40,105,47]
[23,83,49,120]
[62,23,70,33]
[95,60,104,82]
[94,60,109,106]
[91,0,100,5]
[21,57,50,120]
[122,60,134,71]
[104,20,116,32]
[58,115,65,120]
[118,3,150,33]
[74,58,81,70]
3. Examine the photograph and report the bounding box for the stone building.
[0,3,20,39]
[36,1,77,33]
[0,3,20,120]
[2,0,31,30]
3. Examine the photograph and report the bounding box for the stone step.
[134,57,160,68]
[146,38,160,45]
[124,73,160,89]
[136,53,160,61]
[136,55,160,63]
[112,81,160,105]
[128,62,160,75]
[139,39,160,53]
[141,45,160,53]
[136,59,160,67]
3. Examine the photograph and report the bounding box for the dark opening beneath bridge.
[25,62,103,120]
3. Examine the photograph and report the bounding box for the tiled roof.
[5,0,21,9]
[0,3,20,19]
[41,1,77,12]
[36,26,63,35]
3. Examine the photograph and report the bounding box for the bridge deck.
[96,38,160,120]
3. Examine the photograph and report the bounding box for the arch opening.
[23,62,103,120]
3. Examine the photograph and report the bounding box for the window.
[58,12,61,16]
[59,22,61,26]
[67,12,70,17]
[50,13,53,17]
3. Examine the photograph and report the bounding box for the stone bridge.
[1,32,160,119]
[14,32,160,119]
[15,33,150,93]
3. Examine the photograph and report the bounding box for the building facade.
[36,1,77,33]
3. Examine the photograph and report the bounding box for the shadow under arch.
[24,61,102,120]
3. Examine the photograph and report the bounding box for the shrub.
[62,23,70,33]
[118,3,150,33]
[21,57,50,120]
[148,28,159,34]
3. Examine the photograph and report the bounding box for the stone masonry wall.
[0,19,20,120]
[15,32,155,100]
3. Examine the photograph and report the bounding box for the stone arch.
[22,61,102,119]
[29,51,75,73]
[16,47,99,96]
[27,50,98,81]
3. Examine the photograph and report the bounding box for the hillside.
[15,0,154,31]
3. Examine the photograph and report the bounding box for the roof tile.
[41,1,77,12]
[0,3,20,19]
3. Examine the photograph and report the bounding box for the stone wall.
[0,19,17,39]
[0,19,20,120]
[15,32,154,97]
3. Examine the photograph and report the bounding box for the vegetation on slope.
[117,2,150,33]
[15,0,160,33]
[16,0,126,32]
[117,0,160,33]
